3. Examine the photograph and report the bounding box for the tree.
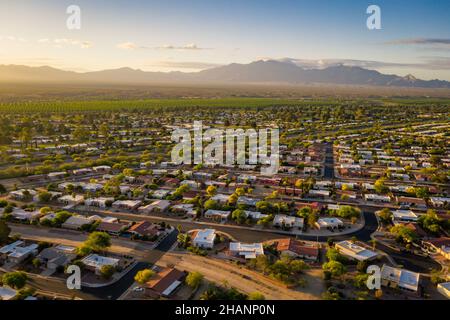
[374,178,389,194]
[186,271,204,288]
[231,209,247,224]
[2,271,28,289]
[0,184,6,194]
[390,225,417,244]
[83,232,111,252]
[206,185,217,197]
[235,187,245,196]
[307,211,318,228]
[415,187,429,199]
[38,191,52,203]
[326,248,345,263]
[203,199,218,210]
[32,258,41,268]
[322,260,346,277]
[418,209,444,235]
[336,206,361,219]
[134,269,155,284]
[53,211,72,225]
[248,292,265,300]
[100,265,115,279]
[177,233,191,248]
[0,220,11,244]
[377,208,393,224]
[227,193,238,205]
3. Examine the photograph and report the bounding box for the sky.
[1,0,450,80]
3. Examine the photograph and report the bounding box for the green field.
[1,97,449,113]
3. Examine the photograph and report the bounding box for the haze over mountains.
[1,60,449,88]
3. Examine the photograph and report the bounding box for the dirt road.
[160,252,324,300]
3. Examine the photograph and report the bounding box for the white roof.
[210,194,230,202]
[381,264,420,292]
[81,254,119,269]
[316,217,344,227]
[336,241,378,261]
[0,286,17,300]
[273,214,303,227]
[392,210,418,221]
[194,229,216,243]
[229,242,264,259]
[205,209,230,218]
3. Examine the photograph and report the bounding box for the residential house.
[58,194,84,206]
[275,239,319,261]
[62,215,93,230]
[36,245,77,270]
[335,240,379,261]
[81,254,119,275]
[229,242,264,259]
[112,200,142,211]
[381,264,421,294]
[0,286,17,300]
[315,218,344,230]
[273,214,304,229]
[128,221,162,238]
[0,241,38,264]
[85,197,114,208]
[145,268,186,298]
[192,229,216,249]
[204,209,230,221]
[391,210,419,223]
[138,200,171,214]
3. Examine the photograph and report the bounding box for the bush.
[134,269,155,284]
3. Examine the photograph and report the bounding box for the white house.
[391,210,419,223]
[229,242,264,259]
[81,254,119,275]
[381,264,420,293]
[0,286,17,300]
[364,194,391,203]
[58,194,84,206]
[112,200,142,211]
[335,240,379,261]
[85,197,114,208]
[192,229,216,249]
[204,209,230,221]
[210,194,230,204]
[9,189,37,200]
[138,200,171,214]
[315,218,344,230]
[273,214,304,229]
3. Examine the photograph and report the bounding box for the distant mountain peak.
[0,61,448,88]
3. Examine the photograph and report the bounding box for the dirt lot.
[159,252,325,300]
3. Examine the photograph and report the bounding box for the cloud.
[117,42,140,50]
[148,60,222,69]
[37,38,93,49]
[385,38,450,46]
[0,35,27,42]
[155,43,211,50]
[117,42,211,51]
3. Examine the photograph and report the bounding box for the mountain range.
[1,60,449,88]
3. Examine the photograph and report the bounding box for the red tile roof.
[276,238,319,258]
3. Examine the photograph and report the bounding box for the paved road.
[323,142,334,179]
[82,229,178,300]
